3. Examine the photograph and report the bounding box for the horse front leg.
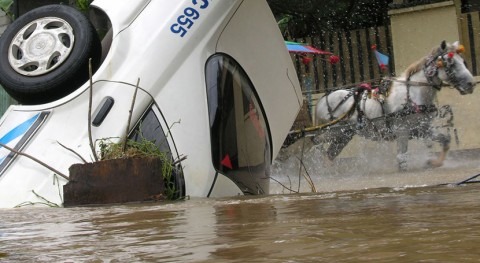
[325,128,355,162]
[427,132,451,168]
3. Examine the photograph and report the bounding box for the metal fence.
[292,25,394,94]
[460,10,480,77]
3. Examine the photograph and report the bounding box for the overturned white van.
[0,0,302,208]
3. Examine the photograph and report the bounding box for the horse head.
[427,41,476,95]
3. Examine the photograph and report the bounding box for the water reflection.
[1,185,480,262]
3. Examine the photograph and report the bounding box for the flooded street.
[1,185,480,262]
[2,150,480,262]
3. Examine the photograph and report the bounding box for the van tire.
[0,5,101,105]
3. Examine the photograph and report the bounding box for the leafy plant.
[0,0,13,19]
[98,137,165,160]
[75,0,91,12]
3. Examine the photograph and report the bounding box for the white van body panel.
[0,0,301,208]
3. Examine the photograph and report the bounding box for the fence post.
[453,0,464,45]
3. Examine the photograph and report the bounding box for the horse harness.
[324,84,385,129]
[325,46,464,130]
[318,43,464,136]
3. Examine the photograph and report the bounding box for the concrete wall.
[388,1,460,73]
[435,77,480,151]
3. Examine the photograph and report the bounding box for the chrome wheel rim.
[8,17,75,76]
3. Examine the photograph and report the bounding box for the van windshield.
[206,54,271,195]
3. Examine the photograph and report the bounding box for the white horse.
[313,41,476,170]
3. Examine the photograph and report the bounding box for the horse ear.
[441,40,447,50]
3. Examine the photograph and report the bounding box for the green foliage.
[0,0,12,12]
[0,0,13,19]
[75,0,91,12]
[277,14,292,37]
[98,137,166,160]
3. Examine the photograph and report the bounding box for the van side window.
[129,106,185,199]
[205,54,271,194]
[129,107,171,157]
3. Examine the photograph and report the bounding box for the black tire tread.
[0,5,102,104]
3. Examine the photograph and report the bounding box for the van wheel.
[0,5,101,105]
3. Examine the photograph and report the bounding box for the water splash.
[271,136,479,194]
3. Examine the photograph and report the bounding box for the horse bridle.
[376,52,456,99]
[423,50,460,90]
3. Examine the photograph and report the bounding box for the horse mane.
[403,46,439,78]
[403,43,459,78]
[403,57,427,78]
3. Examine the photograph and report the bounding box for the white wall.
[388,1,459,73]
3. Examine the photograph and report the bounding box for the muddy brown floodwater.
[1,143,480,262]
[1,184,480,262]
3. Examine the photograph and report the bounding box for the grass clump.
[98,137,166,160]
